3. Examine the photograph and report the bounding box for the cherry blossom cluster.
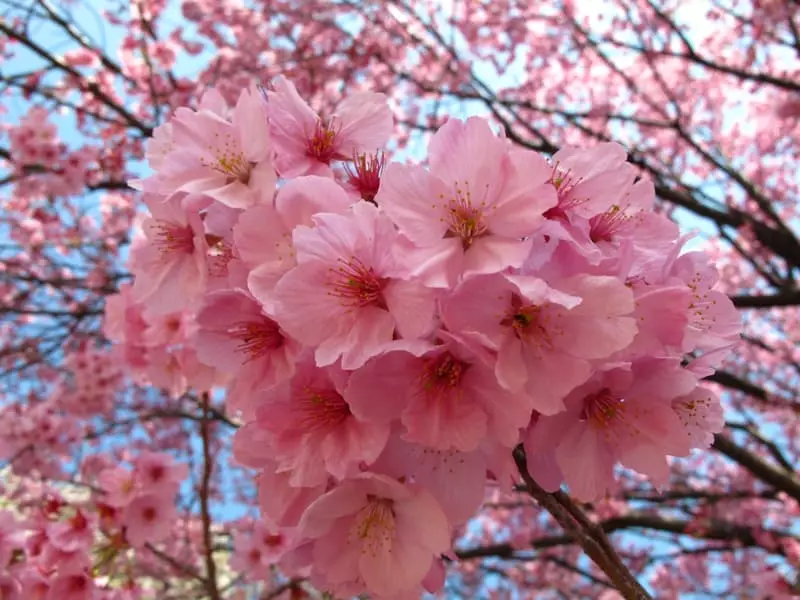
[0,400,81,480]
[58,345,124,417]
[120,76,740,598]
[104,283,216,398]
[0,452,186,600]
[91,451,187,549]
[5,107,97,200]
[228,519,289,582]
[0,345,122,480]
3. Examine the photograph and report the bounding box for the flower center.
[327,257,387,309]
[67,575,89,592]
[149,465,165,482]
[589,204,636,243]
[200,133,253,183]
[500,294,558,349]
[353,497,395,556]
[583,388,625,429]
[344,151,386,203]
[70,510,89,532]
[421,352,468,397]
[297,388,351,432]
[227,318,284,362]
[544,164,586,220]
[307,119,339,164]
[440,181,489,250]
[263,533,283,547]
[121,477,135,495]
[155,222,194,255]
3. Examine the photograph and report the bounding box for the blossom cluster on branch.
[0,452,186,599]
[101,77,743,599]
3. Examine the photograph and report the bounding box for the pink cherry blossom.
[239,355,389,487]
[102,283,149,370]
[229,520,289,581]
[130,193,210,316]
[346,334,534,451]
[0,511,24,567]
[272,201,437,369]
[236,175,355,312]
[122,492,177,548]
[526,359,704,501]
[47,509,95,553]
[140,86,276,208]
[268,75,393,178]
[444,272,638,414]
[295,473,450,598]
[194,289,301,415]
[371,432,487,525]
[97,467,137,508]
[0,574,22,600]
[377,117,557,286]
[144,346,217,399]
[45,572,95,600]
[344,151,387,202]
[132,451,188,495]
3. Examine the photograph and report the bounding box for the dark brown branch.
[0,21,152,135]
[512,446,652,600]
[731,290,800,308]
[712,433,800,503]
[457,512,793,561]
[705,370,799,414]
[199,392,221,600]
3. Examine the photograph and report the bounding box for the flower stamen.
[227,319,284,362]
[307,119,340,164]
[155,222,194,255]
[344,151,386,203]
[327,257,387,309]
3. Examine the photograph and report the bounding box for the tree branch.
[712,433,800,503]
[199,392,221,600]
[731,289,800,308]
[512,445,652,600]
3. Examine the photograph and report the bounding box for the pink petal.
[336,92,393,152]
[524,351,591,415]
[234,87,271,162]
[383,279,437,339]
[495,338,527,391]
[377,163,449,245]
[462,235,533,278]
[428,117,505,197]
[394,489,450,554]
[298,484,367,539]
[359,536,431,597]
[345,352,416,424]
[276,176,353,227]
[272,262,347,346]
[555,422,615,502]
[323,306,396,369]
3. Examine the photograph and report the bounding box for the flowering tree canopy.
[0,1,798,599]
